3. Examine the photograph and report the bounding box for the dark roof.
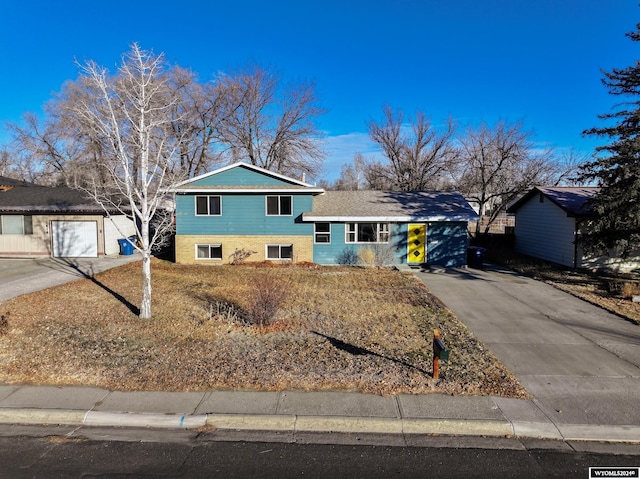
[0,180,113,214]
[507,186,599,217]
[0,176,37,188]
[303,190,478,222]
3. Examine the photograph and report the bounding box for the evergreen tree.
[579,22,640,257]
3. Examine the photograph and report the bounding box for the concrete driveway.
[414,264,640,429]
[0,255,141,302]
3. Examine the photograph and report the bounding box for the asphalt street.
[1,430,639,479]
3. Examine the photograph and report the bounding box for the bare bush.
[248,274,289,327]
[336,247,360,265]
[208,301,243,324]
[229,248,257,265]
[359,244,396,267]
[358,247,376,266]
[621,282,640,299]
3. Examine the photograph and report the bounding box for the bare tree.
[332,153,367,190]
[166,67,236,177]
[452,120,567,234]
[65,43,188,319]
[215,65,326,180]
[366,106,456,191]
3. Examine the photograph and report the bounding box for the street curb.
[0,408,638,443]
[84,411,208,429]
[0,408,85,426]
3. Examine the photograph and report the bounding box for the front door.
[407,224,426,263]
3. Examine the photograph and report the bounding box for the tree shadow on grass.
[311,331,430,376]
[51,258,140,316]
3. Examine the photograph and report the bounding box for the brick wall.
[175,235,314,264]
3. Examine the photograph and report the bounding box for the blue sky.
[0,1,637,181]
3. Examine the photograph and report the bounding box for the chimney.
[301,173,306,183]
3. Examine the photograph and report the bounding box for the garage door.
[51,221,98,258]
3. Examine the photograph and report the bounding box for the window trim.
[195,243,223,260]
[265,244,293,260]
[265,195,293,216]
[0,215,33,235]
[195,195,222,216]
[345,222,390,244]
[314,222,331,244]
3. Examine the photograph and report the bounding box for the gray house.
[0,176,135,258]
[507,186,640,272]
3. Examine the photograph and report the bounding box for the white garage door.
[52,221,98,258]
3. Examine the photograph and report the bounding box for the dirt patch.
[0,259,528,398]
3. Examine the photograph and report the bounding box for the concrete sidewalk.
[0,384,638,443]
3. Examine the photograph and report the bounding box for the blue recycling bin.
[118,238,134,256]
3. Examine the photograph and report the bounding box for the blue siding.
[313,223,407,264]
[176,193,314,236]
[189,165,299,187]
[312,222,468,266]
[426,222,469,267]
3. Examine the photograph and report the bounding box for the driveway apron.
[0,256,141,302]
[413,265,640,428]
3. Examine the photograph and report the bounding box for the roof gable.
[303,190,478,222]
[175,162,324,192]
[508,186,599,217]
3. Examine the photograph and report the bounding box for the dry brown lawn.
[0,259,528,398]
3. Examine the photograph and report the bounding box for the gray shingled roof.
[507,186,599,217]
[0,177,112,213]
[303,190,478,222]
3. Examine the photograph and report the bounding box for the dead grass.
[0,259,527,398]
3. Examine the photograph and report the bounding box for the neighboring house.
[507,186,640,272]
[174,162,478,267]
[0,176,136,258]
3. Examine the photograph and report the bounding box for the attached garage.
[0,176,136,258]
[51,220,98,258]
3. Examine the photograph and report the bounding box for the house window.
[266,244,293,260]
[0,215,33,235]
[346,223,390,243]
[314,223,331,243]
[195,196,221,216]
[196,244,222,260]
[266,196,292,216]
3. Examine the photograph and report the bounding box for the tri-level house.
[174,162,478,267]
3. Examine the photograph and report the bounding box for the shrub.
[248,274,289,327]
[359,244,395,267]
[358,247,376,266]
[229,248,257,265]
[336,247,360,265]
[621,281,640,299]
